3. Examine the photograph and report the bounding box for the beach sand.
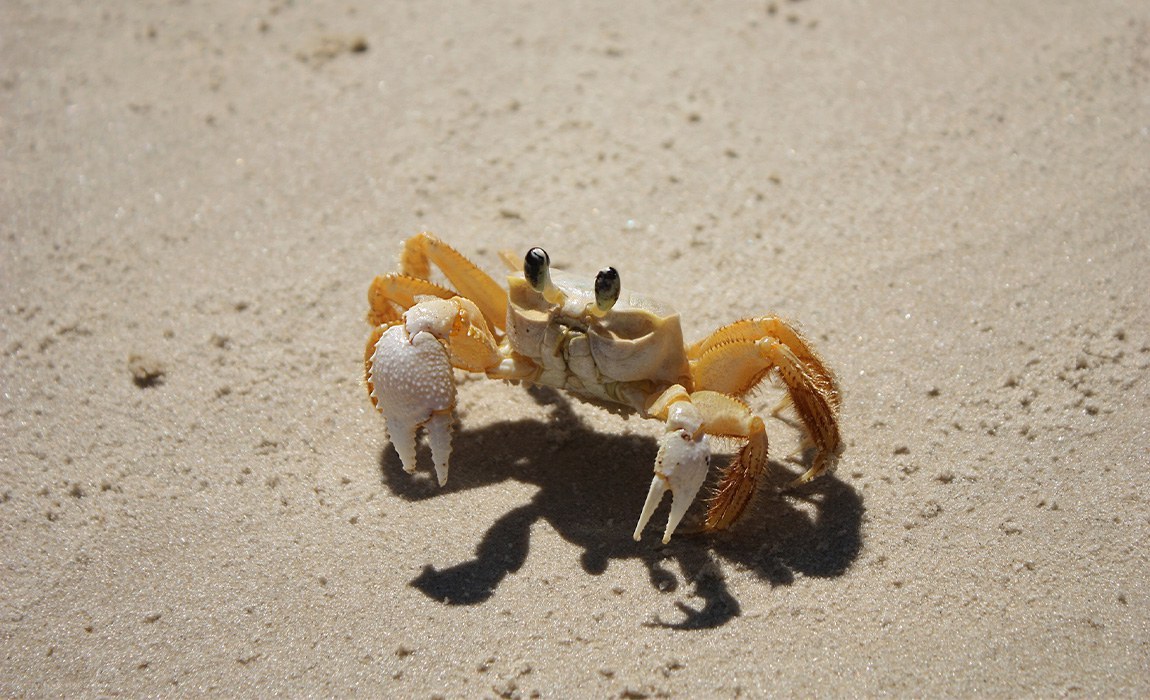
[2,1,1148,695]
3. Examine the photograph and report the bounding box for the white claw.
[370,323,456,483]
[632,428,710,543]
[424,411,453,486]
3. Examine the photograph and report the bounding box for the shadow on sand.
[380,387,863,629]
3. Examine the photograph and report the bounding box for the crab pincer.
[369,317,457,486]
[633,401,711,543]
[368,296,502,486]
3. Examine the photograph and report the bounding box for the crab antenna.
[590,266,620,316]
[524,247,564,304]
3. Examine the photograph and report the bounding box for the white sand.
[2,1,1148,696]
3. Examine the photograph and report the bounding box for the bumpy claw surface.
[370,323,456,486]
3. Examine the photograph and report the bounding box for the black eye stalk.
[525,246,619,313]
[594,267,620,313]
[524,247,549,292]
[524,246,564,303]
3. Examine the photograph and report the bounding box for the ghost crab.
[365,233,842,543]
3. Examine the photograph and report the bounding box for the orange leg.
[689,317,841,487]
[368,274,457,327]
[636,388,771,539]
[399,233,508,332]
[364,323,388,407]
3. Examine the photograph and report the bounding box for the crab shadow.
[380,386,863,629]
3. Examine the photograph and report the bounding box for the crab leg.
[689,317,841,486]
[367,273,457,327]
[367,297,501,485]
[635,387,776,539]
[689,392,770,531]
[400,232,509,332]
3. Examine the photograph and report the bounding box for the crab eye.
[524,247,550,292]
[594,267,620,312]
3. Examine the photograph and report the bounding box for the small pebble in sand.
[127,354,166,388]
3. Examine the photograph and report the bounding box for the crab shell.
[505,269,690,407]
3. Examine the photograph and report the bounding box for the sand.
[2,1,1148,696]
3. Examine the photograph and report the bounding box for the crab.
[365,233,842,543]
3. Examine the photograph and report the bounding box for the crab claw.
[370,323,456,486]
[633,423,711,544]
